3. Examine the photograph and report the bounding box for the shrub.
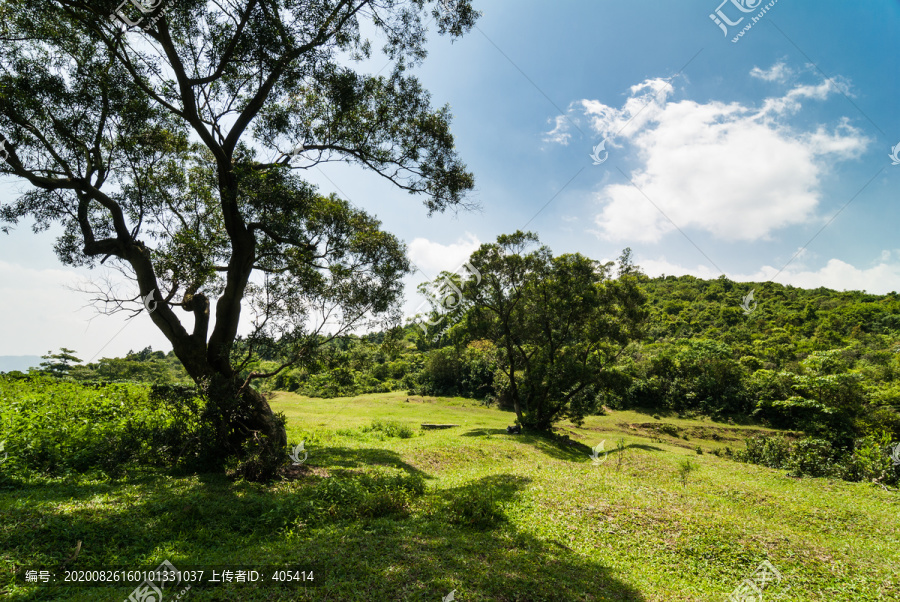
[361,420,415,439]
[785,438,840,478]
[732,432,899,485]
[656,423,680,437]
[0,375,204,477]
[734,434,791,469]
[840,431,896,484]
[677,458,697,487]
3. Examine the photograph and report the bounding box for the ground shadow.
[626,443,665,453]
[1,466,646,601]
[459,428,508,437]
[313,446,429,477]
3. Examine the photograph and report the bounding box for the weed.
[615,438,627,471]
[677,458,697,487]
[361,419,415,439]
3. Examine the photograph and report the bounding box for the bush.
[733,434,791,469]
[656,423,680,437]
[842,431,897,485]
[0,375,204,478]
[733,432,899,485]
[785,437,841,478]
[361,420,415,439]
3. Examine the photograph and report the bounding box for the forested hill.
[639,275,900,361]
[11,273,900,483]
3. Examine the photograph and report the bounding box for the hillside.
[2,388,897,600]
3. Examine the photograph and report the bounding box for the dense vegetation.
[232,271,900,484]
[30,347,191,384]
[10,267,900,486]
[0,374,202,480]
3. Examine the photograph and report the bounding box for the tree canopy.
[428,232,649,430]
[0,0,479,478]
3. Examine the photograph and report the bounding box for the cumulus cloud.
[546,66,870,244]
[407,233,482,278]
[635,251,900,295]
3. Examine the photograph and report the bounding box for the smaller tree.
[37,348,82,378]
[460,232,649,431]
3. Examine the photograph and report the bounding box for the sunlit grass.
[1,390,898,600]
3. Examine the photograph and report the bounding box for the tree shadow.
[309,446,429,478]
[523,432,591,462]
[626,444,665,452]
[459,428,508,437]
[2,467,647,601]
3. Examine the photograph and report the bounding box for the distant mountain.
[0,356,43,373]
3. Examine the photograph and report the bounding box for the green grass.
[1,389,899,600]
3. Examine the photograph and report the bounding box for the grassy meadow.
[1,388,899,601]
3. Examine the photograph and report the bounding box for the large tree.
[0,0,477,477]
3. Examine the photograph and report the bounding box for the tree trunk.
[179,353,287,480]
[237,384,287,451]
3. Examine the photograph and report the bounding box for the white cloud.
[547,68,870,244]
[545,114,573,145]
[407,233,482,278]
[750,62,792,82]
[757,77,849,117]
[635,252,900,295]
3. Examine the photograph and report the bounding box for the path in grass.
[2,391,898,601]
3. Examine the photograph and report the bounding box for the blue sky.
[1,0,898,359]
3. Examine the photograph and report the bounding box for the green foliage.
[623,339,751,416]
[733,434,792,469]
[785,438,842,478]
[0,375,203,478]
[26,347,191,385]
[361,419,415,439]
[412,342,497,400]
[258,331,424,399]
[303,468,426,521]
[677,458,697,487]
[734,432,899,484]
[454,233,648,431]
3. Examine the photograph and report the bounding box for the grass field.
[2,390,899,601]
